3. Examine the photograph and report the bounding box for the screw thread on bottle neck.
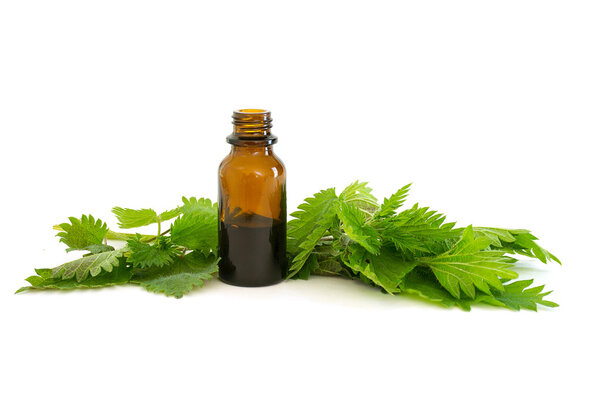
[232,109,272,135]
[228,109,277,145]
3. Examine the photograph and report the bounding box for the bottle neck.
[227,109,278,146]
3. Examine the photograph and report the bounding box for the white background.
[1,1,599,398]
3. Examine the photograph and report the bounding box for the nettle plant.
[18,182,560,311]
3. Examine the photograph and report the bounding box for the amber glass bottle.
[218,109,287,287]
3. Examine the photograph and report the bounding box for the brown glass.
[218,109,287,286]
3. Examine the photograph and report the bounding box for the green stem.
[318,236,334,245]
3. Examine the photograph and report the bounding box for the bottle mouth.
[232,109,272,127]
[229,108,277,146]
[235,108,270,114]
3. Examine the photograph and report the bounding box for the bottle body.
[218,110,287,286]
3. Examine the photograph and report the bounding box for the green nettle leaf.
[170,212,218,255]
[179,197,218,215]
[127,235,180,268]
[287,188,339,278]
[169,197,218,255]
[339,181,379,215]
[56,215,108,251]
[336,201,381,254]
[295,253,319,280]
[375,183,412,219]
[470,227,561,265]
[158,208,182,222]
[419,226,519,299]
[378,204,458,256]
[509,230,561,264]
[477,279,559,311]
[112,206,183,230]
[131,252,219,298]
[344,244,417,294]
[472,227,517,247]
[82,244,115,255]
[51,247,127,282]
[16,265,133,293]
[313,257,346,277]
[112,207,159,229]
[400,268,474,311]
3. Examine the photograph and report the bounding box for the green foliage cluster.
[288,182,559,311]
[17,183,560,310]
[17,197,218,299]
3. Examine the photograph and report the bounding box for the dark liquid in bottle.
[218,213,287,287]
